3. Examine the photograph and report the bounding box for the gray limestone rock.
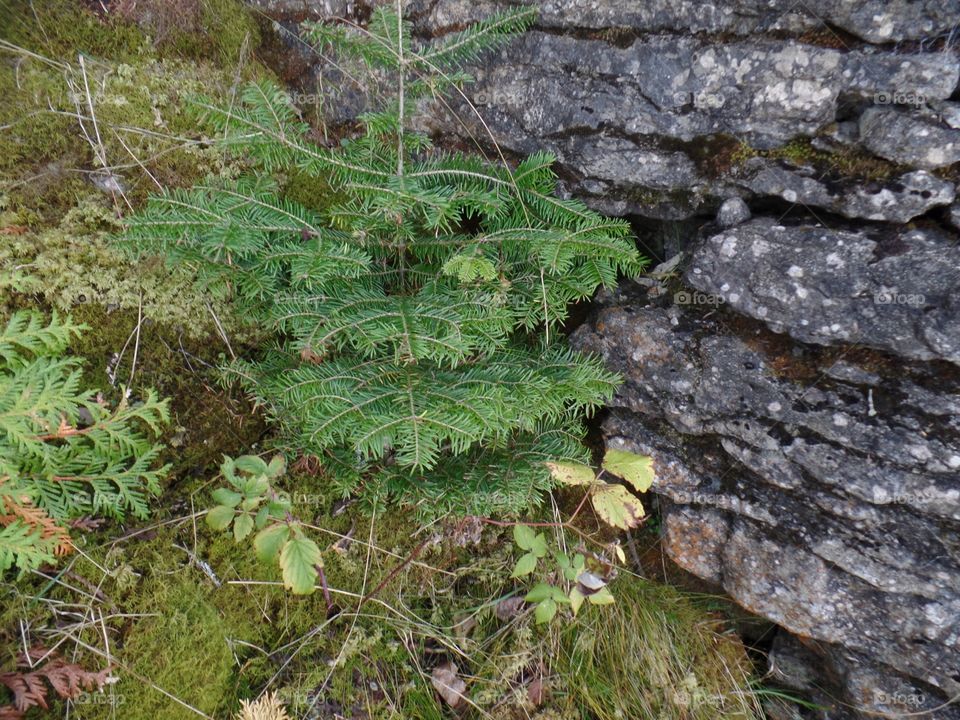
[684,219,960,364]
[716,197,751,228]
[736,159,956,222]
[572,305,960,718]
[860,107,960,170]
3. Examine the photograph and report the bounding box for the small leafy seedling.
[206,454,323,595]
[509,448,656,624]
[510,524,621,624]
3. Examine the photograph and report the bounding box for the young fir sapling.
[122,6,646,514]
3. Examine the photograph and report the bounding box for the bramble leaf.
[591,484,645,530]
[207,505,236,531]
[530,532,548,558]
[511,552,538,577]
[534,598,557,624]
[254,523,291,562]
[525,583,555,603]
[279,535,322,594]
[212,488,242,507]
[545,461,595,486]
[233,513,254,541]
[234,455,269,476]
[602,449,655,493]
[513,524,536,550]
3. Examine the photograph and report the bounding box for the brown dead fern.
[0,497,73,558]
[0,647,113,719]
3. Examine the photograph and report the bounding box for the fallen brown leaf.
[495,596,525,621]
[430,662,467,708]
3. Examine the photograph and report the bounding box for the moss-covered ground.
[0,2,764,718]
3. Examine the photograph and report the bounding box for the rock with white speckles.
[413,32,958,215]
[716,197,752,228]
[572,305,960,718]
[736,159,956,222]
[406,0,960,45]
[684,219,960,364]
[860,107,960,171]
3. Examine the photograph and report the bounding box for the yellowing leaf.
[206,505,235,531]
[233,513,254,542]
[588,587,615,605]
[569,588,585,616]
[254,524,290,562]
[591,484,645,530]
[279,535,322,594]
[545,461,595,486]
[267,454,286,478]
[602,449,655,493]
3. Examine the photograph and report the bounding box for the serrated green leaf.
[511,552,537,578]
[545,461,595,486]
[534,598,557,625]
[234,455,269,476]
[279,535,322,594]
[255,505,270,529]
[602,449,655,493]
[254,524,291,562]
[530,532,548,558]
[243,476,269,497]
[212,488,242,507]
[268,501,289,518]
[591,484,645,530]
[241,497,263,511]
[513,524,537,551]
[233,513,254,541]
[525,582,555,603]
[206,505,236,531]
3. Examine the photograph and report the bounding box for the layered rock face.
[249,1,960,716]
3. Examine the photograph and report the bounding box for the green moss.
[757,137,901,182]
[0,0,148,60]
[76,577,235,719]
[0,198,250,338]
[282,171,340,213]
[3,494,760,720]
[200,0,262,63]
[0,0,270,217]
